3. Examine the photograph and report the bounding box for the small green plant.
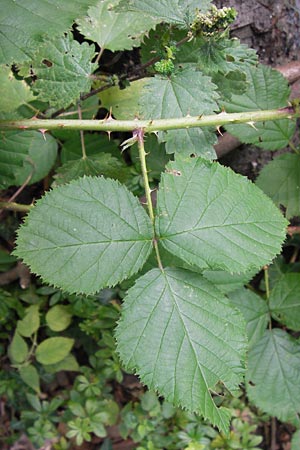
[0,0,300,445]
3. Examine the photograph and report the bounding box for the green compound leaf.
[99,79,146,120]
[246,329,300,426]
[53,154,129,186]
[202,268,257,294]
[256,153,300,219]
[117,0,212,27]
[15,177,153,294]
[46,305,72,332]
[78,0,157,52]
[60,133,120,163]
[175,35,257,75]
[156,158,288,273]
[31,33,96,109]
[0,66,35,116]
[269,273,300,331]
[292,430,300,450]
[223,65,296,150]
[17,304,40,338]
[44,354,80,374]
[0,131,58,189]
[36,337,74,365]
[19,365,40,394]
[0,0,99,64]
[140,68,219,159]
[9,331,28,364]
[228,288,269,347]
[116,268,247,433]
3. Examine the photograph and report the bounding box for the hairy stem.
[77,103,87,159]
[1,107,297,133]
[136,129,164,271]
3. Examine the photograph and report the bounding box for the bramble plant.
[1,0,300,444]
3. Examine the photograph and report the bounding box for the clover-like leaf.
[116,267,247,433]
[256,153,300,219]
[31,33,96,109]
[247,329,300,426]
[78,0,157,52]
[15,177,153,294]
[223,65,296,150]
[156,158,288,273]
[140,68,219,159]
[0,0,99,64]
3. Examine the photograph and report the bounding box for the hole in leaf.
[42,59,53,67]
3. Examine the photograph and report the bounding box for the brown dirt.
[215,0,300,178]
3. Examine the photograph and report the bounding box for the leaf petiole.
[136,129,164,271]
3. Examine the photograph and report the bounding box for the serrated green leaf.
[223,65,296,150]
[131,134,170,179]
[246,329,300,426]
[156,158,288,273]
[140,68,219,159]
[292,430,300,450]
[19,365,40,393]
[36,337,74,365]
[0,66,35,114]
[60,133,120,163]
[116,268,247,433]
[228,288,269,347]
[202,269,256,294]
[15,177,153,294]
[269,273,300,331]
[212,70,247,100]
[99,79,146,119]
[0,0,99,64]
[31,33,96,109]
[78,0,157,52]
[9,331,28,364]
[43,354,80,373]
[117,0,212,27]
[0,131,58,189]
[46,305,72,332]
[53,154,129,186]
[175,35,257,75]
[256,153,300,219]
[17,304,40,337]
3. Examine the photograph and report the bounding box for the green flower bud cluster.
[190,5,237,37]
[154,45,177,76]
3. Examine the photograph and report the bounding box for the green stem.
[0,201,33,212]
[77,103,87,159]
[136,129,164,271]
[0,107,297,133]
[289,140,300,154]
